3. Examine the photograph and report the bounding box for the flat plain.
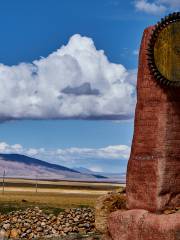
[0,178,125,214]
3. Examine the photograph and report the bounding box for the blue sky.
[0,0,179,173]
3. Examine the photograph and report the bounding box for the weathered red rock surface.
[107,209,180,240]
[126,26,180,212]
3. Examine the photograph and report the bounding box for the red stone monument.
[106,13,180,240]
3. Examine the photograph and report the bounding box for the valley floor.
[0,179,124,213]
[0,191,100,214]
[0,179,125,239]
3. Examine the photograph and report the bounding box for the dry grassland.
[0,179,125,214]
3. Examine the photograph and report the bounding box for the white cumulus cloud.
[0,34,136,121]
[134,0,180,14]
[135,0,166,14]
[0,142,130,173]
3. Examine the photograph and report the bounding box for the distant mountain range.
[74,167,126,182]
[0,153,125,182]
[0,153,108,181]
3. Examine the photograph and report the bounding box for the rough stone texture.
[95,191,126,234]
[107,209,180,240]
[0,207,98,239]
[126,26,180,212]
[105,25,180,240]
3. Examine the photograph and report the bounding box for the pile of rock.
[0,207,97,239]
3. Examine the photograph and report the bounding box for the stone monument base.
[105,209,180,240]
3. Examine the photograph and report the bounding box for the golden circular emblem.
[147,12,180,87]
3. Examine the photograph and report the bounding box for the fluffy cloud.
[55,145,130,162]
[134,0,180,14]
[0,142,23,153]
[134,0,166,14]
[0,34,136,121]
[0,142,130,172]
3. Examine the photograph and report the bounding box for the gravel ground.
[0,207,101,239]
